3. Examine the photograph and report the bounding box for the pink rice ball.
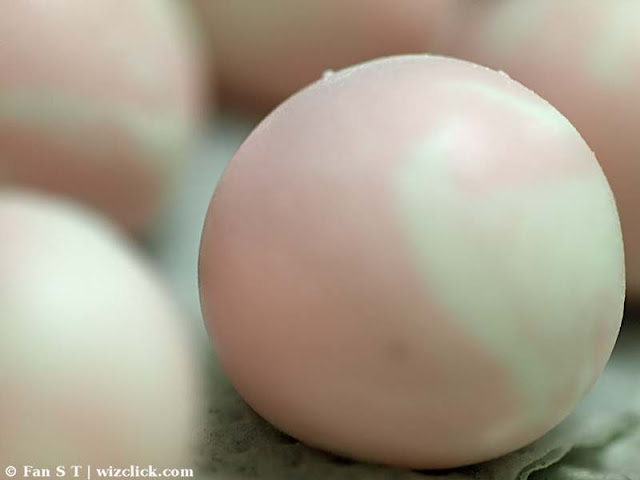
[0,0,204,232]
[199,55,625,468]
[0,190,201,468]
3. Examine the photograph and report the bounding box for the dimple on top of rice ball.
[199,55,625,469]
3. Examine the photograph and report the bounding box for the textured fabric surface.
[154,116,640,480]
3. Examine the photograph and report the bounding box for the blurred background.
[1,1,639,479]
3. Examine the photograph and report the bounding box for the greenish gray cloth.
[153,117,640,480]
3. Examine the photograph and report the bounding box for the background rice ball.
[0,191,201,468]
[0,0,204,232]
[431,0,640,298]
[199,56,625,469]
[192,0,449,110]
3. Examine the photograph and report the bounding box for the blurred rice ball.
[193,0,449,109]
[0,191,201,468]
[432,0,640,297]
[0,0,205,232]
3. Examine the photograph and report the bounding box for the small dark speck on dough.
[387,339,411,363]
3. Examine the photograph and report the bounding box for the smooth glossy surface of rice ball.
[0,0,203,232]
[431,0,640,297]
[193,0,448,109]
[0,191,200,468]
[199,56,625,468]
